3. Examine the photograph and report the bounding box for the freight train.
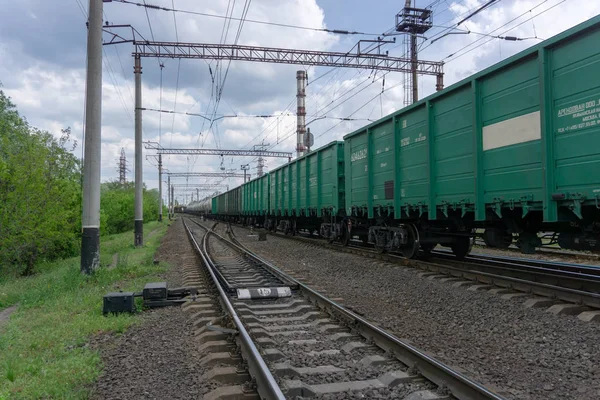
[187,16,600,258]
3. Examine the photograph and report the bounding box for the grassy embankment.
[0,220,170,399]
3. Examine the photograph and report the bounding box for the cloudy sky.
[1,0,599,204]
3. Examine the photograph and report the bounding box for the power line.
[141,0,162,69]
[456,0,502,26]
[208,0,249,149]
[111,0,380,36]
[445,0,562,62]
[141,107,293,120]
[142,0,156,40]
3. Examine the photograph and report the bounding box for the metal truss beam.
[133,41,444,76]
[166,172,245,178]
[144,142,292,160]
[172,184,227,189]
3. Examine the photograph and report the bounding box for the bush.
[100,181,164,236]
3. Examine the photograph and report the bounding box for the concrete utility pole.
[170,184,174,218]
[134,54,143,246]
[81,0,103,275]
[158,154,163,222]
[167,174,171,219]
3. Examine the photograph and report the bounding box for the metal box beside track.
[103,292,135,315]
[343,16,600,225]
[143,282,168,300]
[269,141,345,217]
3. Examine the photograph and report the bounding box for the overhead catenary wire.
[111,0,380,36]
[444,0,564,63]
[141,0,162,68]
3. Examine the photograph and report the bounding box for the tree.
[0,89,82,275]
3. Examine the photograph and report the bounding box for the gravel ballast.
[232,226,600,400]
[92,220,217,399]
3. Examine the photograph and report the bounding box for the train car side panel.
[396,105,429,217]
[431,85,475,210]
[370,119,395,212]
[550,26,600,214]
[345,130,369,215]
[480,55,543,211]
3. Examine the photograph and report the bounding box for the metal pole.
[296,70,307,158]
[167,175,171,219]
[171,184,174,217]
[410,33,418,103]
[196,188,199,201]
[158,154,163,222]
[81,0,103,275]
[134,54,143,246]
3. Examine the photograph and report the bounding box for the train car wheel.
[451,236,472,260]
[340,225,350,246]
[420,243,436,257]
[401,224,420,259]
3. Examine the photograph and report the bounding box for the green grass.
[0,220,170,399]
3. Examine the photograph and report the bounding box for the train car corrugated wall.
[344,16,600,223]
[242,174,270,216]
[269,141,345,217]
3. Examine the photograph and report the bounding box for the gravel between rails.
[92,219,217,399]
[231,225,600,400]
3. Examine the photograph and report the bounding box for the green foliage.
[0,89,82,275]
[100,181,164,236]
[0,221,169,399]
[0,86,166,276]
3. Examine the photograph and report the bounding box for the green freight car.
[211,197,217,215]
[343,15,600,257]
[266,141,345,235]
[241,173,270,226]
[212,186,242,220]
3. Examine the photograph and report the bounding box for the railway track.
[235,224,600,319]
[183,217,504,399]
[471,239,600,262]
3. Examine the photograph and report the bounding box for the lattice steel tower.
[395,1,434,104]
[118,147,128,185]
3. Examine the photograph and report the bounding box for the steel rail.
[472,239,600,261]
[445,250,600,275]
[244,227,600,309]
[187,219,298,291]
[432,251,600,280]
[225,225,505,400]
[182,219,286,400]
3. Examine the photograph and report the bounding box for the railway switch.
[102,282,198,315]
